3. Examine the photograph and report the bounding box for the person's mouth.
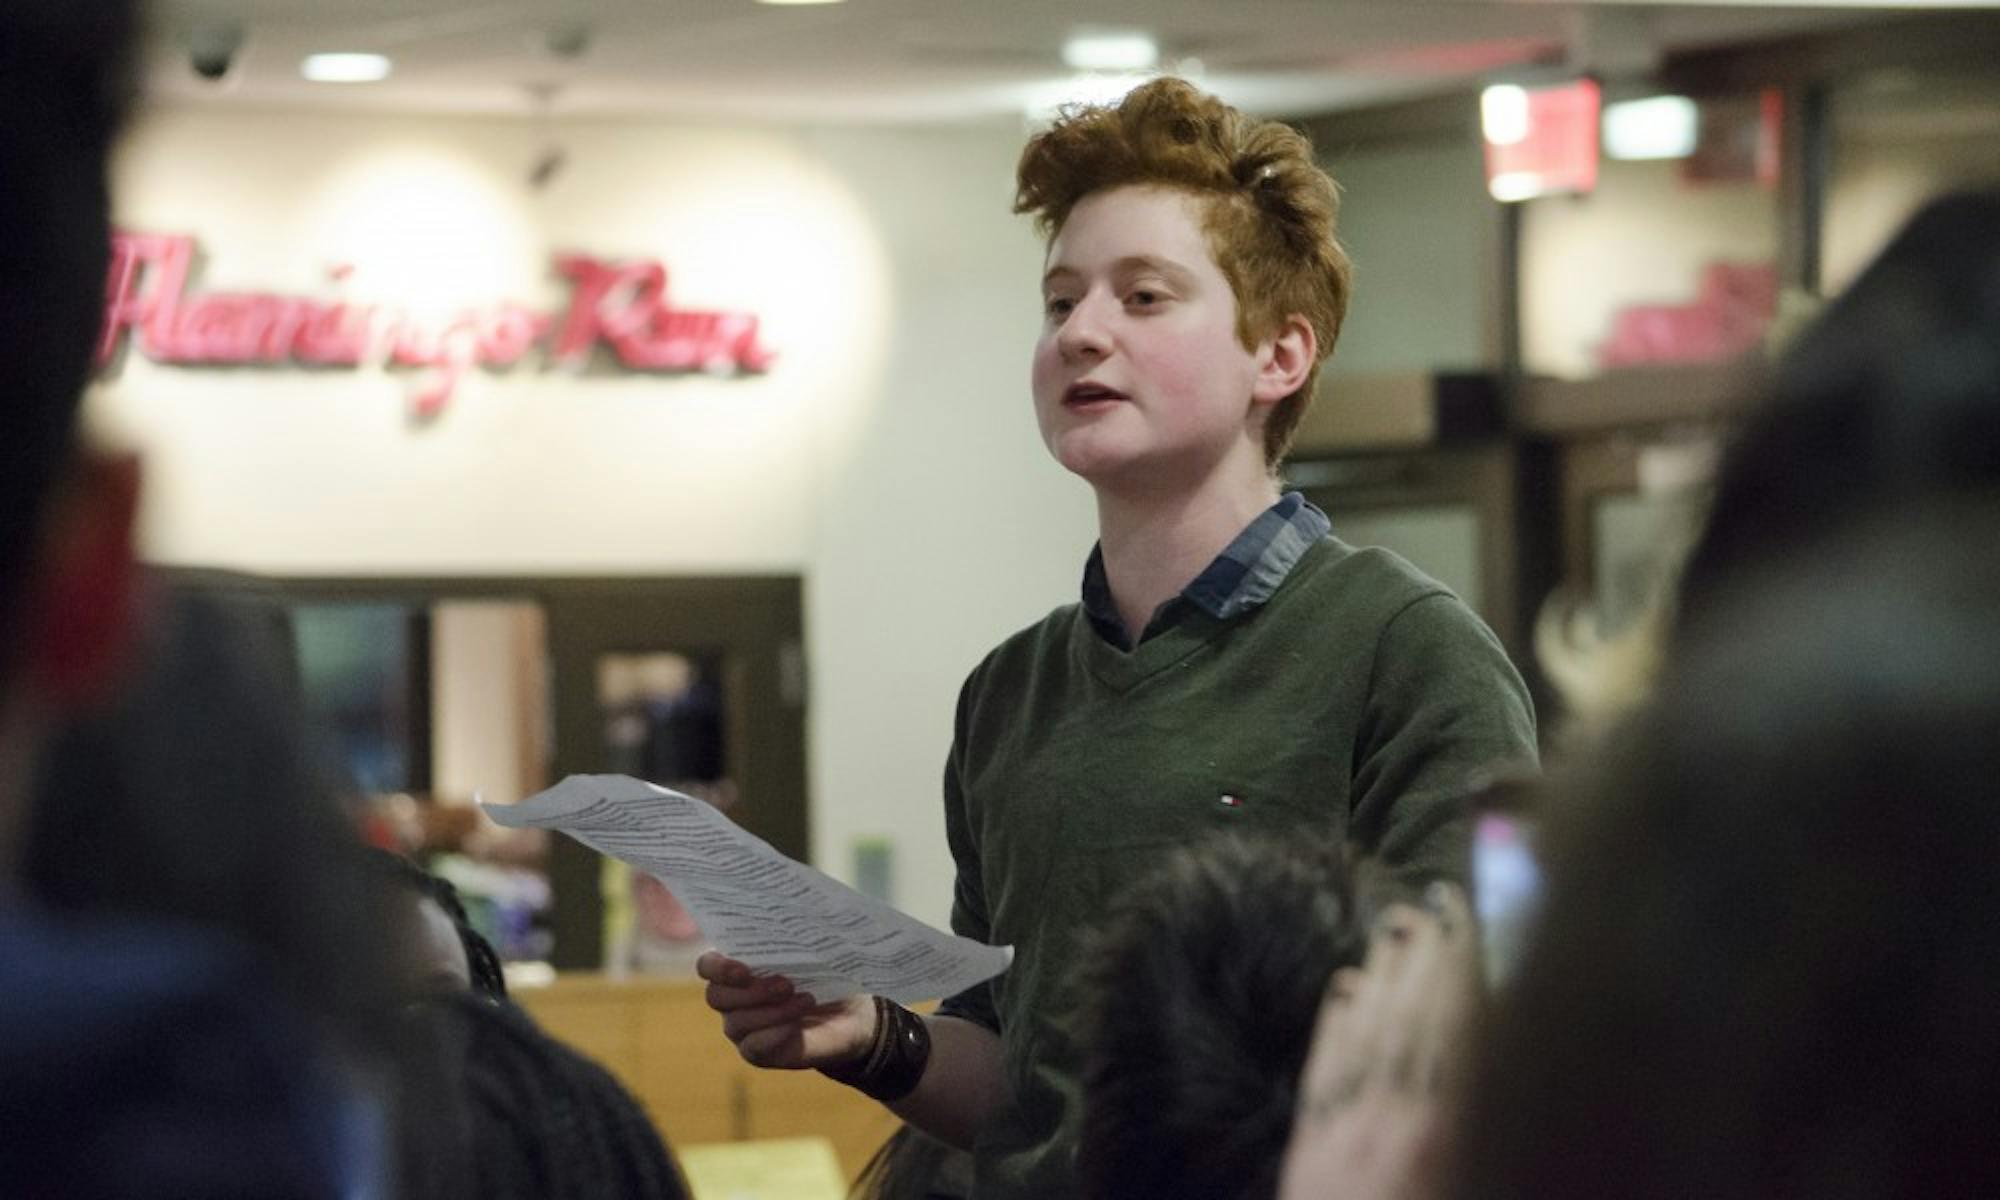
[1063,382,1129,409]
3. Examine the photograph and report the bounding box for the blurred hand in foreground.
[1277,884,1480,1200]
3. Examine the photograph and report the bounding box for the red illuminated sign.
[1483,79,1600,202]
[97,233,777,421]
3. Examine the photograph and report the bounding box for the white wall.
[94,106,1095,929]
[1321,136,1496,376]
[792,125,1097,924]
[97,109,898,573]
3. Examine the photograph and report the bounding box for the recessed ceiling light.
[1062,31,1159,73]
[301,53,392,83]
[1602,95,1698,161]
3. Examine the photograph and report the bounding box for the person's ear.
[21,450,143,707]
[1251,314,1317,406]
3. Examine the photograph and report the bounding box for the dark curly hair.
[1069,832,1378,1200]
[1015,77,1352,466]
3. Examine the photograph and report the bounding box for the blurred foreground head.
[0,0,135,615]
[0,0,144,874]
[1460,505,2000,1199]
[30,591,403,1044]
[0,0,139,668]
[1540,189,2000,727]
[1678,188,2000,635]
[1072,833,1374,1200]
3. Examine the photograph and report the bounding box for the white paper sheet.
[480,774,1010,1004]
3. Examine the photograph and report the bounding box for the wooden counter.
[512,972,898,1182]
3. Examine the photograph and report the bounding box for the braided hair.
[368,849,508,1000]
[398,993,689,1200]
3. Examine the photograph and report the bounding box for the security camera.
[542,23,591,60]
[187,21,245,82]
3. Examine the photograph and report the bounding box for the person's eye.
[1126,288,1164,308]
[1044,296,1076,319]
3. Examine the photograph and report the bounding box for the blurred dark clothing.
[0,904,376,1199]
[14,587,400,1195]
[1457,508,2000,1200]
[26,587,401,1049]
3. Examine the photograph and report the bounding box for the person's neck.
[1093,456,1280,644]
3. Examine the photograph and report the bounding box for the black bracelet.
[817,995,932,1103]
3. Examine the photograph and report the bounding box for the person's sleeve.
[933,671,1002,1035]
[1350,592,1539,887]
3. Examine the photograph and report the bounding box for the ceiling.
[143,0,1904,124]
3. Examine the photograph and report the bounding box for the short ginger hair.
[1015,77,1352,467]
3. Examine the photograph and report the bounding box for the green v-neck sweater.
[937,535,1537,1199]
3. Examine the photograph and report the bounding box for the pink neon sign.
[1597,261,1776,370]
[96,233,777,421]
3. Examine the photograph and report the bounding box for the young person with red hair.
[703,78,1536,1199]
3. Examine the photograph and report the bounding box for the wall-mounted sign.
[1481,79,1601,203]
[97,233,777,421]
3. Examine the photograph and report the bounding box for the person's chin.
[1052,433,1147,484]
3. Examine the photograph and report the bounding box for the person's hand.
[695,951,877,1071]
[1276,884,1481,1200]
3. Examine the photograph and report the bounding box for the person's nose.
[1057,288,1113,363]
